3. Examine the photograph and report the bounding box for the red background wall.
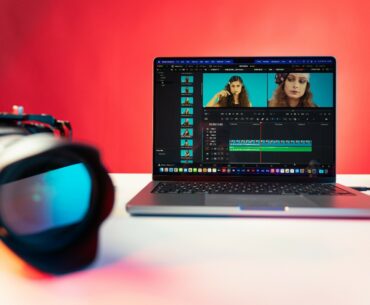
[0,0,369,173]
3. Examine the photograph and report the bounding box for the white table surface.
[1,174,370,305]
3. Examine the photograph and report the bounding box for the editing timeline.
[203,108,333,165]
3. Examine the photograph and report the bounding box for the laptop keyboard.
[152,182,352,195]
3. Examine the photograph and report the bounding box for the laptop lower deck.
[127,181,370,218]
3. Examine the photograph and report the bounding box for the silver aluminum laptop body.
[127,57,370,218]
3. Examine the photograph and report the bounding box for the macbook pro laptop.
[127,56,370,218]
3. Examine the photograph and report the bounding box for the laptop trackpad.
[204,194,318,209]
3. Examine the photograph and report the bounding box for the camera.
[0,106,114,274]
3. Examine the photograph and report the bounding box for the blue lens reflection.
[0,163,91,235]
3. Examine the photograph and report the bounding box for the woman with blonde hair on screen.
[269,73,317,107]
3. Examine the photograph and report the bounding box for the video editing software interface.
[154,57,335,177]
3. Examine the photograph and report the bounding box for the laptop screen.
[153,57,335,179]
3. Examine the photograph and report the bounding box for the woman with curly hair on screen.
[206,75,252,107]
[269,73,317,107]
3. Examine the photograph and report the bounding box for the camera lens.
[0,152,93,248]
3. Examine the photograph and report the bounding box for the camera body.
[0,107,72,138]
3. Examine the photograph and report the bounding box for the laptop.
[127,56,370,218]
